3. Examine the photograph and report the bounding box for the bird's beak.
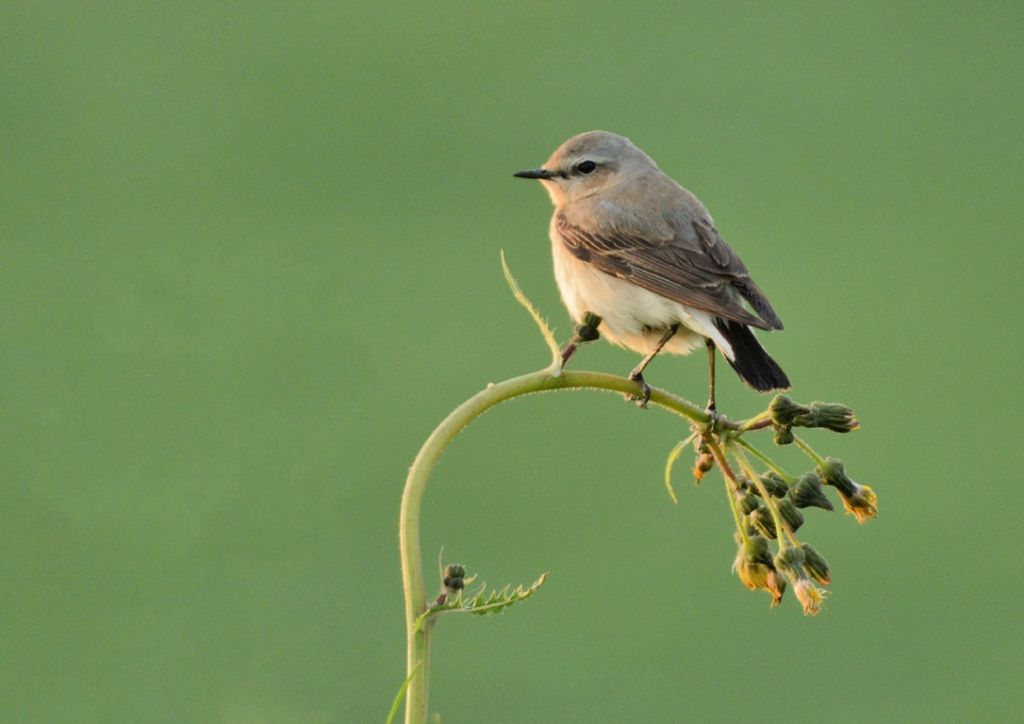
[513,167,556,180]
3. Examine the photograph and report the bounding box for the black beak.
[513,168,556,180]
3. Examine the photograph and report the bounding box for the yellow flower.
[819,458,878,524]
[841,483,878,524]
[794,579,828,616]
[733,537,785,606]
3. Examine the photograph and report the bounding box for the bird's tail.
[714,319,790,392]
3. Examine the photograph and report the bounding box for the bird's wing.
[555,212,783,330]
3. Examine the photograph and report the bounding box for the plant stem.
[399,368,714,723]
[730,443,795,550]
[794,435,826,466]
[731,437,795,484]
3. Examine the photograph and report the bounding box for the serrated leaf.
[414,572,549,631]
[465,573,548,616]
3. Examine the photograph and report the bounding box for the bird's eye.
[576,160,597,175]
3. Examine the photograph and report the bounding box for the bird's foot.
[626,372,652,408]
[703,403,720,433]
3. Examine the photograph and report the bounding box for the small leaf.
[414,572,549,631]
[501,251,561,370]
[663,437,692,505]
[385,662,421,724]
[465,573,549,616]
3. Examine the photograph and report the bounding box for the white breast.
[549,222,735,359]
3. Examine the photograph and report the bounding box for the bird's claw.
[626,373,652,408]
[703,405,720,433]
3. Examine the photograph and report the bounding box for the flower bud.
[769,395,810,427]
[841,483,877,523]
[817,457,857,497]
[437,563,468,605]
[774,547,827,615]
[773,546,805,578]
[443,564,466,594]
[773,426,794,445]
[777,498,805,532]
[576,313,602,341]
[769,395,859,432]
[789,472,834,510]
[732,535,785,606]
[819,457,877,523]
[693,451,714,482]
[740,493,760,515]
[805,401,859,432]
[751,506,777,540]
[801,544,831,585]
[758,472,789,498]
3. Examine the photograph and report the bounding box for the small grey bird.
[514,131,789,408]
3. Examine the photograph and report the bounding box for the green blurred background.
[2,2,1021,722]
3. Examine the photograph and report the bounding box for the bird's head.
[514,130,658,207]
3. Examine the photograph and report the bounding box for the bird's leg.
[560,312,602,369]
[626,324,679,408]
[705,338,718,416]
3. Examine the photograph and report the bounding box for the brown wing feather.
[556,213,783,331]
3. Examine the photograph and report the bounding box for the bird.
[514,130,789,410]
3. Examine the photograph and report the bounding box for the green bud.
[805,401,859,432]
[801,544,831,585]
[770,395,859,432]
[740,493,760,515]
[758,472,789,498]
[769,395,811,426]
[743,534,774,566]
[733,534,785,606]
[751,506,777,540]
[443,563,467,597]
[773,546,806,578]
[777,498,805,532]
[818,457,857,497]
[774,426,794,445]
[789,472,834,510]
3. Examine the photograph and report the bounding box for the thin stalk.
[730,443,797,550]
[700,435,751,544]
[724,475,751,545]
[400,368,714,723]
[731,437,796,484]
[794,435,826,466]
[736,410,773,433]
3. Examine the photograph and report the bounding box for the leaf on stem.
[415,572,549,631]
[500,251,561,370]
[663,434,696,505]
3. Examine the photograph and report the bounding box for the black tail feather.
[714,319,790,392]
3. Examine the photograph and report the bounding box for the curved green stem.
[399,368,714,723]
